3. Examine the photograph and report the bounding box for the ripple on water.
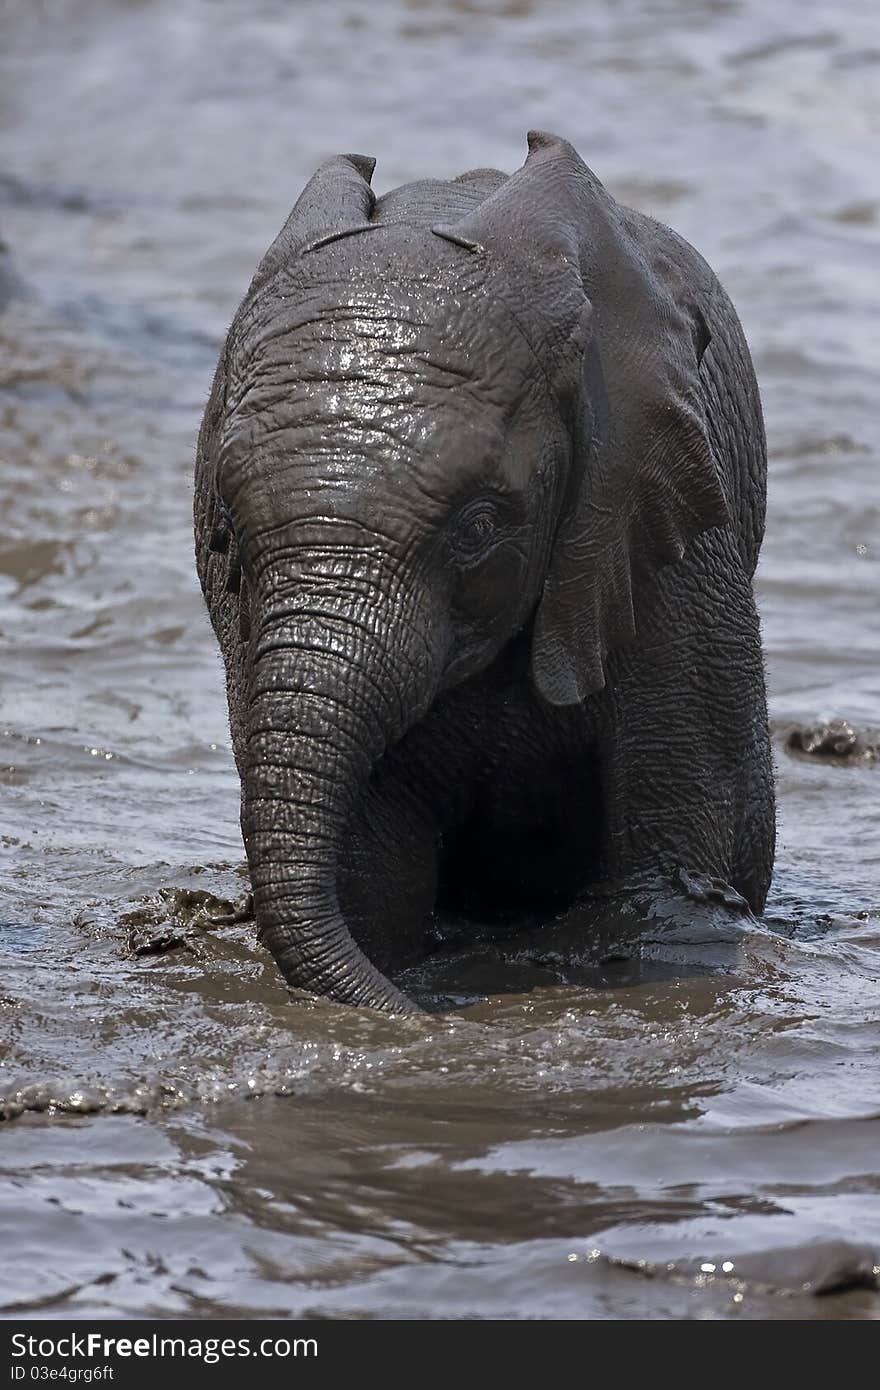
[1,0,879,1320]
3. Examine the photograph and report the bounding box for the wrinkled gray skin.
[195,132,774,1014]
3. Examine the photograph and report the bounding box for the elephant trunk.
[241,568,434,1013]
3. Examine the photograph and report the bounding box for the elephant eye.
[209,494,237,553]
[449,500,499,563]
[210,496,245,594]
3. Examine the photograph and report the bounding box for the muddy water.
[1,0,879,1320]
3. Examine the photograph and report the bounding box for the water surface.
[1,0,879,1320]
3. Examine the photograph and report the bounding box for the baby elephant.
[195,131,774,1013]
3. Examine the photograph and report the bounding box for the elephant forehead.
[220,278,546,500]
[219,374,513,510]
[227,272,532,412]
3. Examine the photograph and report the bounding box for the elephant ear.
[436,131,730,705]
[249,153,378,292]
[531,327,726,704]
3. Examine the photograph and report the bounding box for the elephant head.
[196,131,728,1013]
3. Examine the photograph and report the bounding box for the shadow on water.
[1,0,879,1319]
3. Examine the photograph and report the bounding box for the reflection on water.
[1,0,878,1320]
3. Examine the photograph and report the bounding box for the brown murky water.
[2,0,879,1319]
